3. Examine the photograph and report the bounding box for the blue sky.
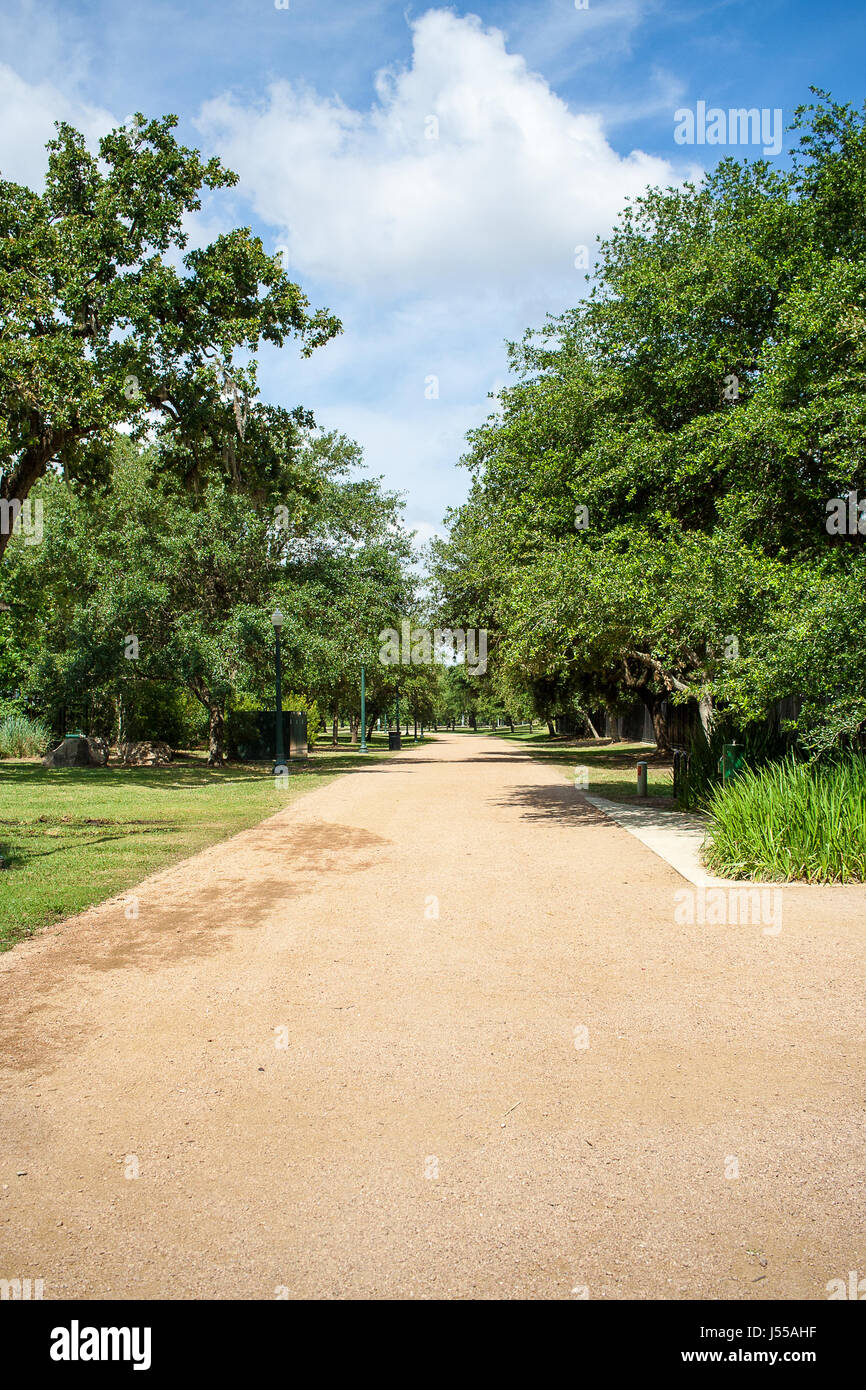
[2,0,864,544]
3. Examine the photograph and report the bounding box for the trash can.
[718,742,744,784]
[388,730,402,751]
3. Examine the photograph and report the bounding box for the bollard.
[636,760,648,797]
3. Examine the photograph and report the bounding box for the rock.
[87,737,109,766]
[116,740,173,767]
[42,736,107,768]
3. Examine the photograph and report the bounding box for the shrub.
[285,693,323,747]
[676,721,791,810]
[226,709,263,759]
[703,755,866,883]
[121,682,207,748]
[0,713,52,758]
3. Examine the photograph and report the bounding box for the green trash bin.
[718,742,745,784]
[388,730,402,751]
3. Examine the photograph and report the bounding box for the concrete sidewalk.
[582,792,726,886]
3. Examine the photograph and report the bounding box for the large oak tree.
[0,114,339,559]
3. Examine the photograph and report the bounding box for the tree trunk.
[0,435,59,561]
[546,719,556,736]
[698,694,714,740]
[207,705,226,766]
[585,710,601,739]
[350,714,360,745]
[638,689,672,756]
[332,711,339,747]
[651,704,672,755]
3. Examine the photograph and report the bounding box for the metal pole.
[360,664,368,753]
[273,628,285,772]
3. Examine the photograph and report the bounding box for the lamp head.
[271,609,284,629]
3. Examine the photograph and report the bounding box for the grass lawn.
[489,727,676,803]
[0,733,426,951]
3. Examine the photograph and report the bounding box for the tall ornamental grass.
[676,722,789,811]
[704,755,866,883]
[0,714,52,759]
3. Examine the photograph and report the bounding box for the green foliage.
[704,755,866,882]
[0,113,340,559]
[2,431,414,761]
[675,721,791,810]
[283,693,324,745]
[120,682,207,748]
[431,92,866,752]
[0,713,51,757]
[224,708,267,759]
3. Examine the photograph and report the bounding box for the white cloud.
[195,8,677,297]
[0,4,689,535]
[228,4,688,536]
[0,62,114,187]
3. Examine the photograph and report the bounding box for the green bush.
[703,755,866,883]
[285,693,323,747]
[0,713,52,758]
[225,708,263,759]
[121,682,207,748]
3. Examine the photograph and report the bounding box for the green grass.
[703,755,866,883]
[0,713,51,758]
[0,734,424,950]
[490,728,675,803]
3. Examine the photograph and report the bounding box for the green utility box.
[718,742,745,784]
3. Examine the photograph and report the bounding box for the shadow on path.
[491,784,611,824]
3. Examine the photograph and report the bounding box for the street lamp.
[359,663,368,753]
[271,609,286,773]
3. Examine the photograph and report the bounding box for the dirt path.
[1,733,863,1300]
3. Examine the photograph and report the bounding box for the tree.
[0,114,339,560]
[432,92,866,752]
[3,427,415,764]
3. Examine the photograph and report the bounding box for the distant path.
[1,734,863,1299]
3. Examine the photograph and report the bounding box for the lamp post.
[271,609,285,772]
[359,664,368,753]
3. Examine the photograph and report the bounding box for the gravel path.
[1,733,863,1300]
